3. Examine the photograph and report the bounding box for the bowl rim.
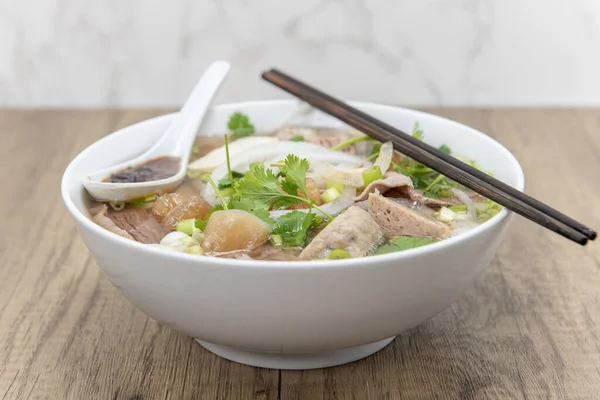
[61,99,525,269]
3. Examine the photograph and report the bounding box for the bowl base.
[195,336,395,370]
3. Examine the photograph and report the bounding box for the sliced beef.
[355,171,454,207]
[367,193,450,240]
[91,204,135,241]
[299,206,383,260]
[105,207,167,244]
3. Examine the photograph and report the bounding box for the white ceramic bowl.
[61,100,524,370]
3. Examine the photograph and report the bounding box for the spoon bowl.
[83,60,230,202]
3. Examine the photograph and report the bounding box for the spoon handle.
[150,60,231,161]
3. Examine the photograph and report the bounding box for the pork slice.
[355,171,454,207]
[299,206,383,260]
[91,204,135,241]
[106,207,167,244]
[367,193,450,240]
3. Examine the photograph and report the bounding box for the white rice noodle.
[269,187,357,220]
[203,141,369,205]
[374,141,393,173]
[451,188,477,221]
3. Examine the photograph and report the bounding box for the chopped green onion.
[328,249,350,259]
[290,135,304,142]
[362,165,383,186]
[128,194,157,208]
[326,179,345,193]
[474,202,488,213]
[187,169,203,179]
[108,200,125,211]
[176,219,197,235]
[185,245,204,255]
[320,187,341,204]
[450,204,468,213]
[191,144,200,154]
[439,189,453,198]
[270,234,283,247]
[331,136,376,151]
[435,207,457,223]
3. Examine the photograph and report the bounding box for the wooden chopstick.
[262,68,596,246]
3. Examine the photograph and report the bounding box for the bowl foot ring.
[195,336,395,370]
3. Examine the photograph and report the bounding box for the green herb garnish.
[290,135,304,142]
[439,144,451,154]
[234,156,331,218]
[374,236,437,255]
[228,112,255,139]
[218,171,244,189]
[271,211,322,247]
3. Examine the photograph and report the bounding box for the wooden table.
[1,109,599,399]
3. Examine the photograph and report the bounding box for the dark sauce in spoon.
[104,156,181,183]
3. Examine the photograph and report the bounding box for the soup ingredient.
[152,193,186,219]
[367,193,450,240]
[434,207,457,223]
[321,187,341,204]
[274,127,361,152]
[269,186,356,220]
[355,172,454,207]
[234,155,330,218]
[271,211,322,247]
[129,194,157,208]
[161,196,211,230]
[475,198,503,222]
[228,112,255,139]
[299,206,383,260]
[176,219,199,235]
[202,210,272,253]
[362,166,383,186]
[99,205,167,244]
[327,179,345,193]
[186,245,204,255]
[327,249,350,259]
[91,204,135,241]
[374,236,438,255]
[188,136,279,173]
[104,156,181,183]
[373,141,394,173]
[108,200,125,211]
[160,231,196,250]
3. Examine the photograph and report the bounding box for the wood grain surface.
[0,109,598,400]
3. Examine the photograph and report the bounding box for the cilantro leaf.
[412,122,424,140]
[439,144,451,154]
[228,112,255,139]
[234,163,302,210]
[272,211,322,247]
[228,196,275,226]
[218,171,244,189]
[374,236,437,255]
[279,154,309,199]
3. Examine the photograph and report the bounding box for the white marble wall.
[1,0,599,107]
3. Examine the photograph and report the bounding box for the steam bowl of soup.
[61,100,524,369]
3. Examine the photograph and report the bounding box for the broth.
[87,112,502,261]
[105,156,180,183]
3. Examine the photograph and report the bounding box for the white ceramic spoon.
[83,60,230,202]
